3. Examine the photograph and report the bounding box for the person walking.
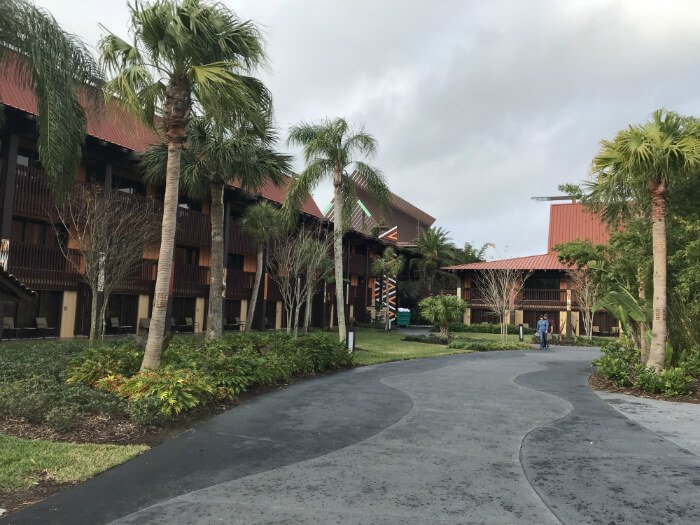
[537,314,549,350]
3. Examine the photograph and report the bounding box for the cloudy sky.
[35,0,700,258]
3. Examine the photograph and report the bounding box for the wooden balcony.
[176,206,210,247]
[13,165,56,219]
[114,259,158,295]
[463,288,567,308]
[228,223,255,254]
[347,253,367,276]
[7,241,82,290]
[173,263,210,297]
[225,270,255,300]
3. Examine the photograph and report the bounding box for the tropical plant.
[286,117,390,342]
[449,242,490,266]
[419,295,467,340]
[372,247,405,331]
[586,110,700,371]
[141,116,293,340]
[240,202,286,332]
[411,227,453,292]
[100,0,267,369]
[0,0,102,196]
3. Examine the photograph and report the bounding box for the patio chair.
[35,317,55,338]
[224,316,242,331]
[2,317,17,339]
[109,317,133,335]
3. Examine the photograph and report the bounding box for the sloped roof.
[443,252,567,272]
[230,176,323,219]
[548,203,609,251]
[0,266,35,300]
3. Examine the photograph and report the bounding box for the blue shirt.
[536,319,549,333]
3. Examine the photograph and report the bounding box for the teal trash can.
[397,310,411,327]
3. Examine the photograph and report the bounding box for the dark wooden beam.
[1,134,20,269]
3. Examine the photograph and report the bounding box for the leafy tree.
[286,118,389,342]
[100,0,267,370]
[450,242,489,266]
[240,202,286,332]
[411,227,453,292]
[0,0,102,196]
[372,247,405,331]
[141,116,292,340]
[586,110,700,371]
[558,183,584,200]
[419,295,466,340]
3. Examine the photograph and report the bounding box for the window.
[10,219,61,247]
[227,253,244,270]
[174,246,199,265]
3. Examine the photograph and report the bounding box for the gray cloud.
[36,0,700,257]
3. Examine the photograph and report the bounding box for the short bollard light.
[347,325,356,353]
[518,323,524,342]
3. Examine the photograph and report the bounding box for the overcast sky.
[34,0,700,258]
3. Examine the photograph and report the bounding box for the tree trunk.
[303,273,314,335]
[141,140,182,371]
[332,177,347,343]
[206,182,224,341]
[647,183,667,372]
[245,247,264,332]
[89,289,99,345]
[639,282,650,364]
[99,292,109,342]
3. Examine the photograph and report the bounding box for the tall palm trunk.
[142,140,181,371]
[332,177,347,343]
[206,181,224,341]
[638,281,650,364]
[245,246,264,331]
[647,182,667,371]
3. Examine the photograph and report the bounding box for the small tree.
[475,269,529,342]
[372,247,405,331]
[54,185,160,343]
[301,231,333,335]
[566,268,603,340]
[419,294,466,340]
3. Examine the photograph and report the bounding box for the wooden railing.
[13,165,55,218]
[347,253,367,276]
[114,259,158,295]
[173,263,210,297]
[463,288,567,307]
[225,270,256,299]
[176,206,210,247]
[228,223,255,254]
[7,242,82,290]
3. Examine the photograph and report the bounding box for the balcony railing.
[347,253,367,276]
[114,259,158,295]
[228,224,255,254]
[173,263,210,297]
[13,165,55,218]
[463,288,567,307]
[176,206,210,247]
[225,270,255,299]
[7,241,82,290]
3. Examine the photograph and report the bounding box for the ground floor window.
[224,299,242,328]
[171,297,196,325]
[3,290,61,336]
[106,294,138,333]
[470,308,501,325]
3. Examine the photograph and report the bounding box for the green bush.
[681,348,700,378]
[0,341,86,383]
[530,335,611,347]
[447,339,531,351]
[0,376,126,429]
[67,342,144,386]
[403,335,448,345]
[440,323,535,335]
[634,365,693,397]
[593,340,637,387]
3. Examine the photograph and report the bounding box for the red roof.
[0,66,159,152]
[444,252,568,272]
[230,176,323,219]
[548,203,609,251]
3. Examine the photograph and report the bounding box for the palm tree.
[141,117,292,340]
[240,202,286,332]
[419,294,466,340]
[0,0,102,196]
[372,246,405,331]
[411,227,453,292]
[286,118,389,342]
[99,0,267,370]
[587,109,700,371]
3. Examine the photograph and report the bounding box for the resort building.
[0,71,401,339]
[445,201,619,336]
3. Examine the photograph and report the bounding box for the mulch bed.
[589,370,700,404]
[1,478,75,516]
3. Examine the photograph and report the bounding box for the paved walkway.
[5,348,700,524]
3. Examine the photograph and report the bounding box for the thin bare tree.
[475,269,530,342]
[566,268,603,340]
[53,185,161,343]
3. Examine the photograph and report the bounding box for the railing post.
[0,134,19,271]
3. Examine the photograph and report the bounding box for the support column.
[103,163,113,193]
[463,307,471,326]
[240,299,248,331]
[0,134,20,270]
[195,297,205,334]
[565,288,573,337]
[275,301,282,330]
[514,309,524,326]
[60,291,78,338]
[137,294,150,334]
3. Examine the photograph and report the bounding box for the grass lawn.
[0,434,148,493]
[352,327,527,365]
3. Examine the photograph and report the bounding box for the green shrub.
[530,335,611,347]
[681,348,700,378]
[67,342,144,386]
[0,341,86,383]
[45,405,82,432]
[403,335,448,345]
[593,340,637,387]
[447,339,531,351]
[634,365,693,397]
[126,396,174,426]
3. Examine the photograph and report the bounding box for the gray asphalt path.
[6,347,700,524]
